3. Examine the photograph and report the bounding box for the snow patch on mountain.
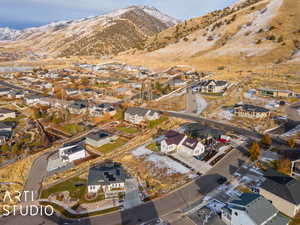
[0,27,22,41]
[138,6,181,26]
[0,5,179,41]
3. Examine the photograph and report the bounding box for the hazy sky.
[0,0,237,29]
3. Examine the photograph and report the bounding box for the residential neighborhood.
[0,0,300,225]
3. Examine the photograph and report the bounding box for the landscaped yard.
[96,138,128,154]
[41,176,104,203]
[116,126,139,134]
[61,124,85,135]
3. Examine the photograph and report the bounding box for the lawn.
[41,176,104,204]
[96,138,128,154]
[41,176,87,202]
[62,124,85,135]
[116,126,139,134]
[146,142,160,152]
[148,116,169,129]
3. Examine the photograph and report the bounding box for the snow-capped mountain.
[0,5,180,56]
[0,5,179,41]
[0,27,22,41]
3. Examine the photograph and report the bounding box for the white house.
[24,95,42,105]
[89,103,116,117]
[85,130,117,148]
[160,130,205,157]
[65,88,79,96]
[125,107,160,124]
[160,131,186,154]
[179,137,205,157]
[0,108,16,121]
[195,80,229,93]
[58,145,86,163]
[8,90,25,99]
[87,162,126,196]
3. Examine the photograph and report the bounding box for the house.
[0,108,16,121]
[167,78,186,87]
[68,100,88,114]
[0,88,11,96]
[8,90,24,99]
[160,130,205,157]
[38,97,71,109]
[65,88,79,96]
[195,80,229,94]
[24,95,42,105]
[87,161,126,196]
[0,122,15,144]
[58,144,86,163]
[124,107,160,124]
[160,130,186,154]
[179,137,205,157]
[233,104,270,119]
[260,169,300,217]
[85,130,117,148]
[89,103,116,117]
[258,88,294,98]
[221,193,289,225]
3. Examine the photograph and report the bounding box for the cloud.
[0,0,237,29]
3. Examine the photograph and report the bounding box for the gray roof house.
[124,107,160,124]
[222,193,289,225]
[87,161,126,195]
[260,169,300,217]
[0,108,16,121]
[195,80,229,94]
[85,130,117,148]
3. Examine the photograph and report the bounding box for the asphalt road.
[21,151,53,202]
[163,111,293,147]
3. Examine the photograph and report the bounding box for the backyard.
[41,176,104,203]
[95,138,128,154]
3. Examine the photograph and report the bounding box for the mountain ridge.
[0,5,180,42]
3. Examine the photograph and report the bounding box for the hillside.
[0,6,179,57]
[119,0,300,70]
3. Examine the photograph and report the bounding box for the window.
[234,212,238,216]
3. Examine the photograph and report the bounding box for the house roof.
[70,100,88,109]
[0,108,15,114]
[86,130,112,142]
[126,107,149,117]
[198,80,228,87]
[0,88,10,92]
[0,122,15,130]
[63,145,85,155]
[261,169,300,205]
[88,162,126,186]
[164,131,185,146]
[182,137,199,150]
[229,193,278,225]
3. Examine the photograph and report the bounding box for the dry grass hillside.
[117,0,300,72]
[0,6,178,58]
